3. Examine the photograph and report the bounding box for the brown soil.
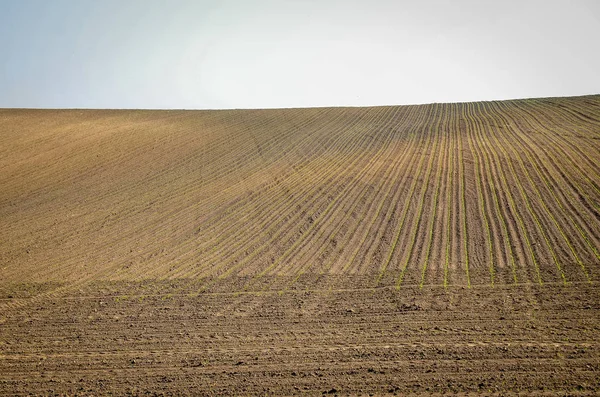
[1,96,600,395]
[1,281,599,395]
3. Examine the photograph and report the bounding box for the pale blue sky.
[1,0,599,109]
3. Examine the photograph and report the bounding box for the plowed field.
[1,96,600,395]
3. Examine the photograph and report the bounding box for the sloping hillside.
[1,96,599,395]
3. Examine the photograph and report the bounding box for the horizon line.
[1,93,598,112]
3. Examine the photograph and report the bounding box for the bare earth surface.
[1,96,600,395]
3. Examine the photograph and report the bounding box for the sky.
[1,0,599,109]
